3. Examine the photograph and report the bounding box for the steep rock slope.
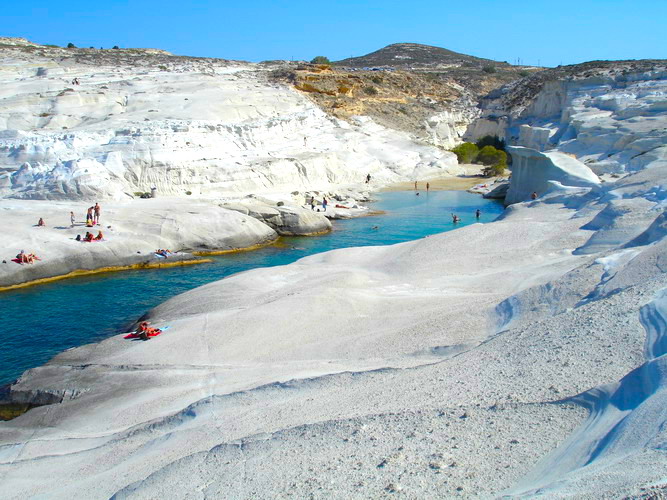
[0,39,461,200]
[466,59,667,176]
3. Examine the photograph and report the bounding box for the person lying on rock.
[94,231,104,241]
[16,251,39,264]
[83,232,94,242]
[136,321,160,340]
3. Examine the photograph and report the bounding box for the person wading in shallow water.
[475,209,481,219]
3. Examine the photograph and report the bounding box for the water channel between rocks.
[0,190,504,386]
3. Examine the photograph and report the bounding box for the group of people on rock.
[15,250,40,264]
[309,196,328,212]
[86,203,101,226]
[76,230,104,242]
[155,248,172,258]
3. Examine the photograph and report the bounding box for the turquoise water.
[0,191,503,385]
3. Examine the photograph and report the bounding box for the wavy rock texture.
[0,46,461,200]
[2,51,667,498]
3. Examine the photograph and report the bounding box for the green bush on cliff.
[482,163,506,177]
[451,142,479,164]
[451,141,507,177]
[475,135,505,151]
[310,56,330,64]
[477,145,507,166]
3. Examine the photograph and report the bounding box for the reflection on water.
[0,191,503,385]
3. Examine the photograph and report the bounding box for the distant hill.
[334,43,511,69]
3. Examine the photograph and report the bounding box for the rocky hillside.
[336,42,507,69]
[336,43,539,96]
[269,44,541,147]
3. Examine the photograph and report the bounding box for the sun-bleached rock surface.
[466,60,667,176]
[2,51,667,498]
[0,40,462,201]
[504,146,600,204]
[0,198,277,288]
[222,198,332,235]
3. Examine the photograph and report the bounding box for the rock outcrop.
[505,146,600,204]
[466,60,667,176]
[222,199,331,235]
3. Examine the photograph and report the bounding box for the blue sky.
[4,1,665,67]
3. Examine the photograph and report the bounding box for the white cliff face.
[504,146,600,204]
[0,48,461,200]
[466,66,667,176]
[424,106,479,149]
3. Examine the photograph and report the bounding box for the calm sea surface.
[0,191,503,385]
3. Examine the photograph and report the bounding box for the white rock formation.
[222,199,331,235]
[0,198,277,288]
[466,64,667,177]
[505,146,600,204]
[0,43,462,201]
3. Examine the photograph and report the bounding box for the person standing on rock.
[322,197,328,212]
[414,181,418,190]
[366,173,371,184]
[310,196,315,211]
[86,207,94,226]
[426,182,430,192]
[94,203,101,225]
[70,211,75,227]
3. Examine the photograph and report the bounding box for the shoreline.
[0,175,478,292]
[0,257,212,293]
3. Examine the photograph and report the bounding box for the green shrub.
[482,65,496,74]
[112,45,120,50]
[451,142,479,164]
[66,42,76,49]
[477,145,507,166]
[371,76,382,84]
[363,86,378,96]
[482,164,506,177]
[310,56,330,64]
[518,70,530,77]
[475,135,505,151]
[185,190,192,195]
